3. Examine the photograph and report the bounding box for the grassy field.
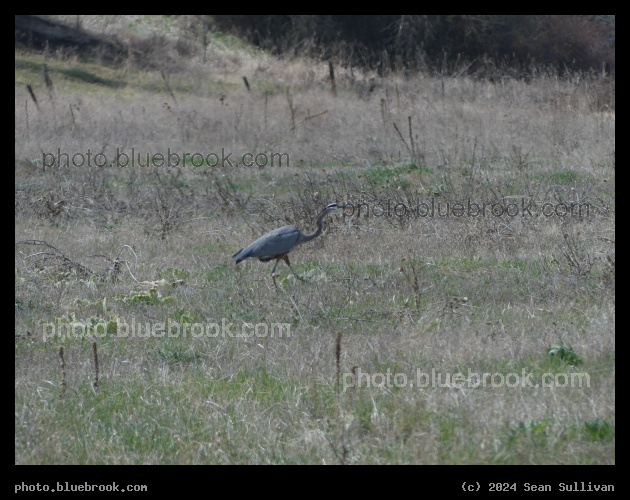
[15,16,614,464]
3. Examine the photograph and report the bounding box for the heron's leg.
[283,255,306,281]
[270,257,283,288]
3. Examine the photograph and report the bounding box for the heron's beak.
[338,205,357,216]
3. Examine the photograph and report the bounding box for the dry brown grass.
[15,16,614,465]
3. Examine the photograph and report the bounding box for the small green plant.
[549,170,581,184]
[547,343,582,366]
[86,315,118,334]
[584,418,614,442]
[172,307,201,324]
[157,267,190,282]
[156,339,202,366]
[506,420,550,450]
[116,288,173,306]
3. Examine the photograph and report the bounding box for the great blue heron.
[233,203,355,286]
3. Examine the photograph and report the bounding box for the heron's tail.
[233,248,245,263]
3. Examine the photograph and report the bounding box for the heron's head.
[326,203,356,212]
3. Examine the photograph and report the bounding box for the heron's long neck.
[298,209,329,244]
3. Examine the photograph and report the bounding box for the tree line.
[212,15,615,76]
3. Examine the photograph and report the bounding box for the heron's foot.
[272,271,308,286]
[286,269,308,282]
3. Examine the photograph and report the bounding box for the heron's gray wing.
[233,225,300,262]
